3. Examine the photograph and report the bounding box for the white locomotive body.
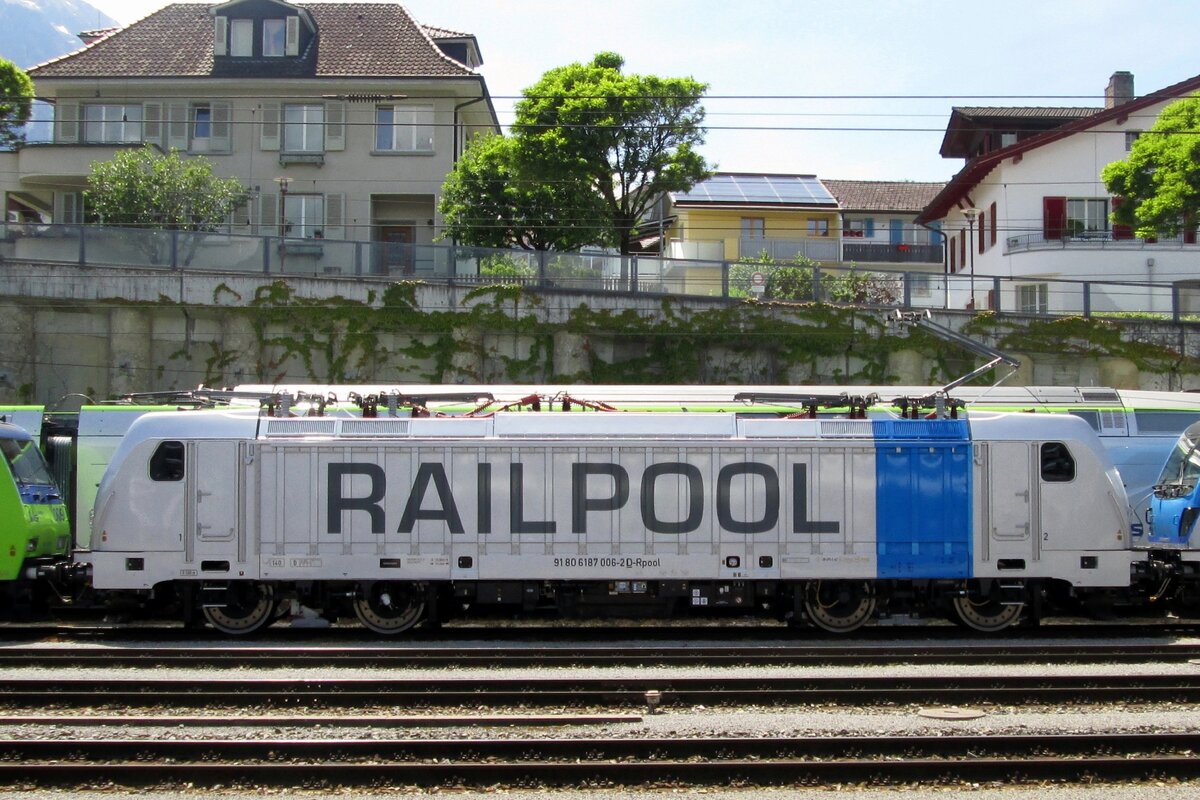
[87,407,1133,634]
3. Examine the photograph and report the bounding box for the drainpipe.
[450,95,489,259]
[453,96,488,163]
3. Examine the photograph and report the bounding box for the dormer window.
[263,19,285,56]
[214,11,302,59]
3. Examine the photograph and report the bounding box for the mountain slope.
[0,0,116,70]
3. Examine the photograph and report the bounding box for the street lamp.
[275,176,290,273]
[962,207,980,310]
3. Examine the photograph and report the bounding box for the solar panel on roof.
[676,174,837,206]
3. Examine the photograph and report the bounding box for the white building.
[917,71,1200,314]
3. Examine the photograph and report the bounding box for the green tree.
[439,133,605,251]
[0,58,34,150]
[1103,94,1200,238]
[85,146,249,264]
[512,52,711,254]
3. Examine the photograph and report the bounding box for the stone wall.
[2,261,1199,404]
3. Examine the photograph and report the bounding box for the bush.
[479,254,536,281]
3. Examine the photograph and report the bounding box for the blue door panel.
[873,427,972,578]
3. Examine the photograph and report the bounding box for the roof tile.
[821,180,946,213]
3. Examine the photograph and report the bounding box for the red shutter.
[960,229,966,263]
[978,212,985,254]
[1043,196,1067,240]
[949,239,956,272]
[1111,197,1134,241]
[989,201,998,246]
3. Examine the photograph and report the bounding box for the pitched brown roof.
[951,106,1101,120]
[29,2,477,79]
[917,72,1200,224]
[821,180,946,213]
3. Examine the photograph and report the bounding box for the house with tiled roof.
[916,71,1200,314]
[2,0,498,275]
[821,179,945,271]
[639,173,946,296]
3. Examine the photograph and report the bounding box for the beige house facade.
[2,0,498,276]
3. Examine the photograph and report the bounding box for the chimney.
[1105,71,1134,109]
[77,27,118,46]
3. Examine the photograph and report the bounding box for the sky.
[82,0,1200,183]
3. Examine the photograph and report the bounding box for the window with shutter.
[324,193,345,239]
[55,192,81,225]
[285,16,300,56]
[258,192,278,235]
[231,198,251,232]
[260,103,281,151]
[325,103,345,151]
[142,102,163,145]
[978,211,985,254]
[213,16,228,56]
[1043,197,1067,241]
[55,103,79,144]
[989,201,997,246]
[166,103,188,151]
[209,102,231,153]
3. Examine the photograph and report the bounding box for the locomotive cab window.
[149,441,185,482]
[1040,442,1075,482]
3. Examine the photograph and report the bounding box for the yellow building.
[659,173,841,295]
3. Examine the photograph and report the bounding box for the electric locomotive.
[85,400,1134,635]
[0,422,70,610]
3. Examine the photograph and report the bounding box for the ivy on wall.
[45,283,1200,396]
[190,282,983,387]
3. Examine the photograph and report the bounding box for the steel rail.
[4,674,1200,708]
[3,619,1199,642]
[1,734,1198,787]
[3,641,1200,668]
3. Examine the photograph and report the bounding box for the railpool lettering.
[327,460,840,535]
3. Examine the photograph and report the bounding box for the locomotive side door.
[982,441,1037,563]
[186,440,246,567]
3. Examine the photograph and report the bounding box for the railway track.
[4,641,1200,668]
[1,732,1198,788]
[5,673,1200,709]
[7,638,1200,671]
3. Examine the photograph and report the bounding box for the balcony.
[1005,232,1190,254]
[842,241,943,265]
[14,142,152,186]
[738,237,839,262]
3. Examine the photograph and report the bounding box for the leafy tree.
[439,133,606,251]
[1103,94,1200,238]
[85,146,249,264]
[0,58,34,150]
[511,52,711,254]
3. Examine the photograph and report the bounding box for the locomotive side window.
[1040,442,1075,482]
[149,441,185,482]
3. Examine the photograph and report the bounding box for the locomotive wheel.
[353,581,426,634]
[803,580,876,633]
[201,582,277,635]
[949,583,1024,632]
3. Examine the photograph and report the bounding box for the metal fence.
[2,223,1196,321]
